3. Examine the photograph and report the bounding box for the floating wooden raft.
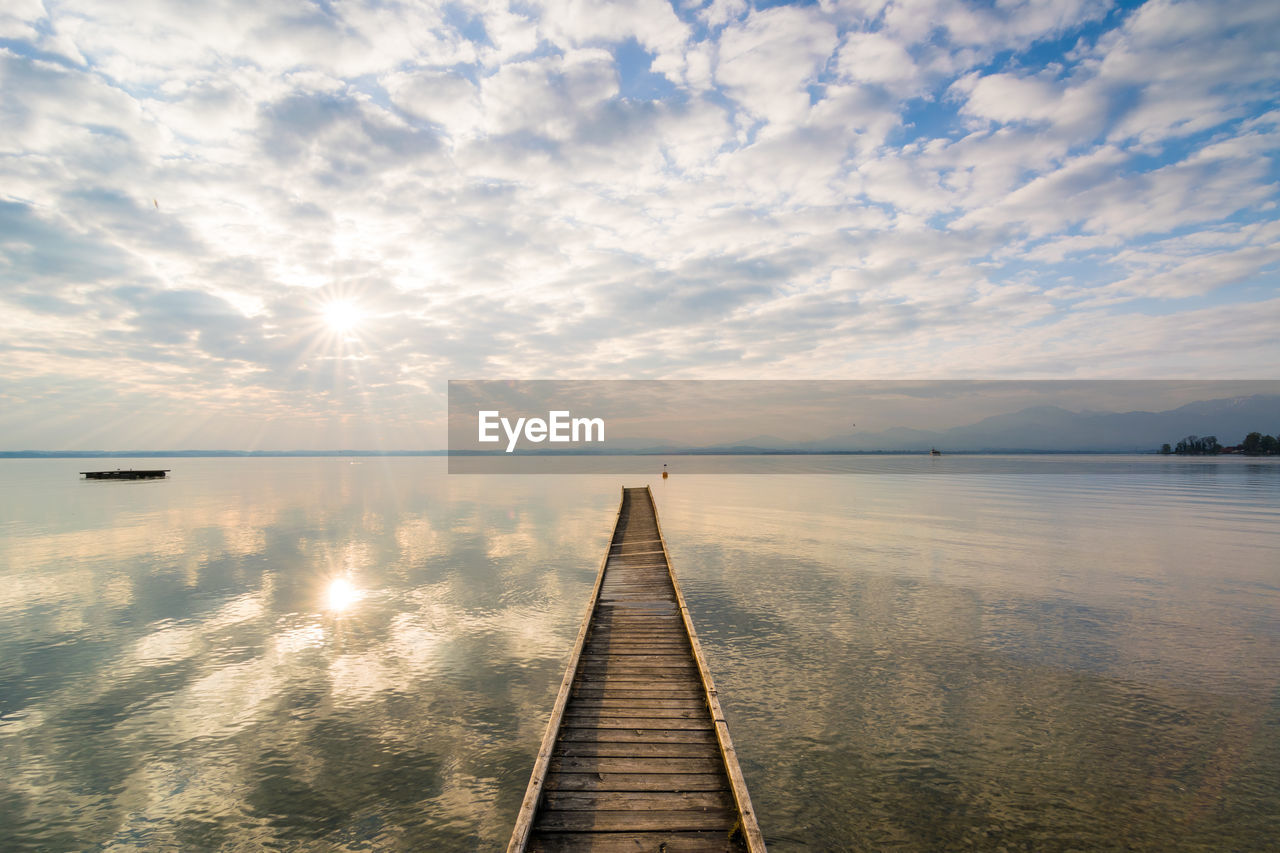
[509,486,766,853]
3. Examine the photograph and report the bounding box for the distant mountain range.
[686,394,1280,453]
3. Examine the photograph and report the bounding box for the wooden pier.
[509,486,766,853]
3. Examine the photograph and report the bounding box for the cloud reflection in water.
[1,457,1277,850]
[0,458,615,850]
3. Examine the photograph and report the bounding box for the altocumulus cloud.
[0,0,1277,449]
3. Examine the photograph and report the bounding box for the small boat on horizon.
[81,469,170,480]
[930,448,942,456]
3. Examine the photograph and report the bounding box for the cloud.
[0,0,1276,449]
[715,5,840,129]
[836,31,920,93]
[699,0,749,30]
[883,0,1112,52]
[537,0,690,57]
[1097,0,1280,145]
[953,71,1105,135]
[383,69,482,139]
[479,49,619,138]
[257,90,444,184]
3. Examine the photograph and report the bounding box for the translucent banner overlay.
[447,380,1280,473]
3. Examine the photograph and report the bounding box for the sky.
[1,0,1278,450]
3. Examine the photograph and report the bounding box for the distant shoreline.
[0,449,1189,459]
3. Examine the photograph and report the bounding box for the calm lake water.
[1,456,1278,851]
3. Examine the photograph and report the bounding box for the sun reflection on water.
[325,576,362,613]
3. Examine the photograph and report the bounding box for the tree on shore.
[1240,432,1280,455]
[1242,432,1280,455]
[1173,435,1221,455]
[1164,431,1280,455]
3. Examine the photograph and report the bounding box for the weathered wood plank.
[568,697,706,710]
[562,701,709,714]
[597,594,674,601]
[576,666,697,677]
[558,715,713,731]
[583,640,689,648]
[601,575,669,581]
[596,584,675,591]
[599,582,672,588]
[582,643,691,653]
[564,705,709,717]
[576,670,699,680]
[581,647,688,655]
[586,627,687,635]
[578,655,696,671]
[582,650,691,659]
[565,701,711,717]
[580,654,695,666]
[569,689,706,702]
[542,790,734,812]
[594,604,679,613]
[586,631,687,637]
[570,682,704,694]
[534,808,739,832]
[594,607,680,613]
[527,832,738,853]
[570,680,704,691]
[601,572,670,577]
[592,614,683,620]
[592,620,680,625]
[578,658,697,668]
[601,574,669,580]
[548,756,725,775]
[571,678,701,686]
[544,772,729,792]
[557,728,717,744]
[555,741,718,759]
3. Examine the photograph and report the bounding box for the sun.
[321,300,363,334]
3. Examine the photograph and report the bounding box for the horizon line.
[1,448,1171,458]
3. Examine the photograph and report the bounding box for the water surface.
[1,456,1277,850]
